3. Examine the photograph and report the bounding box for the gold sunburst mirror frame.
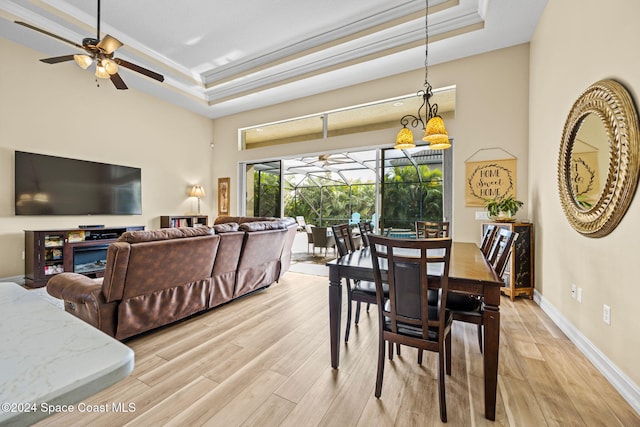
[558,79,640,237]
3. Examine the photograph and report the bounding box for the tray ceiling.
[0,0,547,118]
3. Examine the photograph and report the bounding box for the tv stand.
[24,225,144,288]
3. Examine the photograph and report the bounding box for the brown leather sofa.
[47,217,297,340]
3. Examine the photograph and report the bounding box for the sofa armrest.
[47,273,104,305]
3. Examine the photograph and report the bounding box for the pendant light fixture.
[394,0,450,150]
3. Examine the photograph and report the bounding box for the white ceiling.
[0,0,547,119]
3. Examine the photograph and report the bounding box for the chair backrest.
[311,226,329,247]
[332,223,355,256]
[368,235,452,342]
[487,228,518,277]
[480,224,498,256]
[295,216,307,228]
[358,221,373,247]
[415,221,450,239]
[349,212,361,225]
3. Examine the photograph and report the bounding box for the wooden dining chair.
[448,228,518,353]
[488,228,519,278]
[480,224,498,257]
[415,221,450,239]
[357,220,373,248]
[368,234,453,422]
[332,224,388,343]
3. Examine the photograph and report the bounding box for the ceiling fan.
[14,0,164,90]
[317,154,351,166]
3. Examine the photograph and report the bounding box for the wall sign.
[465,159,517,206]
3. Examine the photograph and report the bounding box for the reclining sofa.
[47,217,297,340]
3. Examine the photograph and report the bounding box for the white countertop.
[0,282,134,426]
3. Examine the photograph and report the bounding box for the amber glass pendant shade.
[423,116,451,149]
[394,127,416,149]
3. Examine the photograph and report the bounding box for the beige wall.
[212,43,530,244]
[530,0,640,386]
[0,37,213,278]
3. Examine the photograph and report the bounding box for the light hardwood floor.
[35,271,639,426]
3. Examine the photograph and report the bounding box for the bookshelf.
[160,215,208,228]
[24,225,144,288]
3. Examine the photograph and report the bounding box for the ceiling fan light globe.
[73,54,92,69]
[102,58,118,75]
[95,64,110,79]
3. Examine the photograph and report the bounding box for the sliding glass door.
[380,145,452,233]
[244,161,282,217]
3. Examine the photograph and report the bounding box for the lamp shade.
[73,54,92,69]
[102,58,118,75]
[394,127,416,150]
[189,185,205,198]
[423,116,451,149]
[95,64,110,79]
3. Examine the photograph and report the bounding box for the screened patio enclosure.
[245,145,451,234]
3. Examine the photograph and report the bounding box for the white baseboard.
[534,290,640,415]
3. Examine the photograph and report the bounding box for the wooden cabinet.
[482,222,534,300]
[160,215,208,228]
[24,226,144,288]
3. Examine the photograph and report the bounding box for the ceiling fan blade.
[40,55,76,64]
[110,72,128,90]
[14,21,83,49]
[97,34,123,54]
[114,58,164,82]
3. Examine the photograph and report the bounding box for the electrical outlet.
[475,211,490,220]
[571,283,577,299]
[21,251,25,260]
[577,288,583,303]
[603,304,611,325]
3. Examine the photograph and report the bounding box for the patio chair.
[311,226,335,256]
[305,224,314,252]
[295,216,307,231]
[349,212,361,225]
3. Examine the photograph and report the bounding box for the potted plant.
[485,195,524,222]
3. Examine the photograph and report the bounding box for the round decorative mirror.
[558,79,640,237]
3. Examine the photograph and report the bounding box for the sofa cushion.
[213,222,239,233]
[239,220,288,232]
[118,227,212,243]
[214,216,277,225]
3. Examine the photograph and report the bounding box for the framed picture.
[218,177,230,216]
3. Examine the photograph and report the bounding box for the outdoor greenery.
[382,164,443,229]
[284,178,375,226]
[283,164,443,229]
[253,171,281,217]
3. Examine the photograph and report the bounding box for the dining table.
[326,241,503,420]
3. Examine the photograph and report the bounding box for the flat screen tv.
[15,151,142,215]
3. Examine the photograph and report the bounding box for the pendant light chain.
[393,0,450,150]
[424,0,429,92]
